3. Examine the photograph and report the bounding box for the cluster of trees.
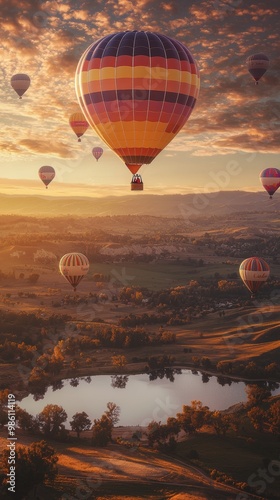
[61,323,175,353]
[0,440,58,499]
[190,357,280,384]
[146,388,280,452]
[216,360,280,380]
[0,395,120,448]
[0,310,69,341]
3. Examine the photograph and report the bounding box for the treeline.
[0,310,70,341]
[62,325,176,352]
[191,356,280,383]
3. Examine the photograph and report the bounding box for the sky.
[0,0,279,198]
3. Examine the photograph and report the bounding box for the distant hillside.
[0,190,279,217]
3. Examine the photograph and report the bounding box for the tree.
[176,401,210,435]
[105,402,120,426]
[111,355,127,370]
[1,440,58,498]
[247,406,266,432]
[70,412,91,438]
[268,400,280,435]
[91,415,113,447]
[246,385,271,407]
[16,407,36,432]
[211,411,231,436]
[166,417,181,438]
[146,421,164,447]
[38,404,67,439]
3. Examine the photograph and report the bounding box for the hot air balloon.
[239,257,270,297]
[92,147,103,161]
[59,253,89,291]
[11,74,30,99]
[38,166,55,189]
[75,31,200,189]
[260,168,280,199]
[246,53,269,84]
[69,112,89,142]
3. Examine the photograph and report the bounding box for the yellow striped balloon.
[75,31,200,177]
[69,112,89,142]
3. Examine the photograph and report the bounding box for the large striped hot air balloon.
[239,257,270,297]
[92,147,103,161]
[69,112,89,141]
[246,53,269,85]
[11,74,30,99]
[38,166,55,189]
[59,253,89,291]
[75,30,200,189]
[260,168,280,199]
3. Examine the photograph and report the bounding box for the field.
[0,431,263,500]
[1,212,280,499]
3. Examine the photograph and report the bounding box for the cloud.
[18,139,74,158]
[0,0,279,170]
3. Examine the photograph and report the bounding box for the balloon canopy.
[59,253,90,291]
[260,168,280,199]
[239,257,270,296]
[75,31,200,178]
[38,166,55,188]
[246,53,269,84]
[92,147,103,161]
[11,74,30,98]
[69,112,89,141]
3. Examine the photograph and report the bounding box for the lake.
[19,370,280,426]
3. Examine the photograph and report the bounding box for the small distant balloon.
[11,74,30,99]
[69,112,89,142]
[92,147,103,161]
[239,257,270,297]
[246,53,269,84]
[38,166,55,189]
[260,168,280,199]
[59,253,90,291]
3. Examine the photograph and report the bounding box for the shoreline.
[12,361,280,402]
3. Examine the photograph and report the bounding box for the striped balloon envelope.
[38,166,55,189]
[246,53,269,84]
[260,168,280,199]
[11,74,30,99]
[59,253,90,291]
[69,112,89,141]
[75,31,200,184]
[92,147,103,161]
[239,257,270,296]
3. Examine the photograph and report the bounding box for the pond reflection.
[21,370,280,426]
[111,375,129,389]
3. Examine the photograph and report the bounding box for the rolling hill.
[0,190,279,217]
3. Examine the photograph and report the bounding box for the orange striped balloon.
[69,112,89,142]
[59,253,89,291]
[75,31,200,176]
